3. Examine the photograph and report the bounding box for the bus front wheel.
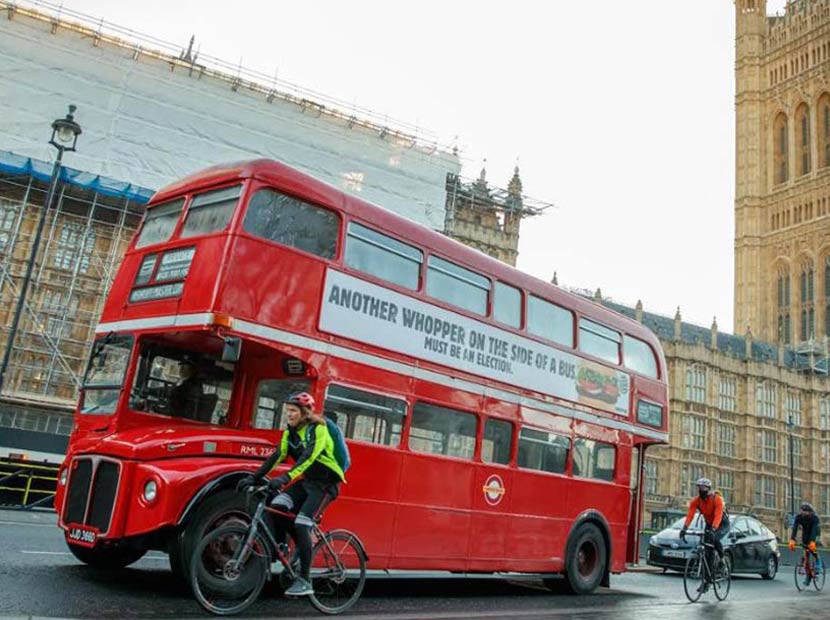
[67,542,146,569]
[562,523,607,594]
[170,489,250,580]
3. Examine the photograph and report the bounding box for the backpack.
[325,416,351,474]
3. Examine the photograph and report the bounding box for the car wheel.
[761,554,777,580]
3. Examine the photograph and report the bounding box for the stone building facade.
[600,298,830,538]
[734,0,830,350]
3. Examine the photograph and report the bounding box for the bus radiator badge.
[482,475,506,506]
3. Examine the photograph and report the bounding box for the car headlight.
[143,479,158,502]
[59,468,68,486]
[649,536,657,545]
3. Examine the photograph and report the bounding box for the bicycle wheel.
[795,559,808,592]
[814,559,826,591]
[683,553,704,603]
[308,530,367,615]
[190,524,269,616]
[712,555,731,601]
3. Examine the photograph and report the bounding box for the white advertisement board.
[319,269,630,416]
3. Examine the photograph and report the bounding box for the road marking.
[0,520,55,528]
[20,550,168,561]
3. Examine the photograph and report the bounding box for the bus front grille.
[63,457,120,534]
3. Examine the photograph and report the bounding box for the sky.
[41,0,792,332]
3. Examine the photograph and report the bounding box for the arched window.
[796,104,811,176]
[800,262,815,341]
[825,256,830,337]
[777,268,792,343]
[774,113,789,184]
[820,94,830,168]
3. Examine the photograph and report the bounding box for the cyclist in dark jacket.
[789,502,821,586]
[237,392,345,597]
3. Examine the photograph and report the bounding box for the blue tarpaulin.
[0,150,153,203]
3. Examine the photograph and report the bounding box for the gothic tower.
[733,0,830,347]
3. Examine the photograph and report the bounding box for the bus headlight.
[143,480,158,502]
[59,468,67,486]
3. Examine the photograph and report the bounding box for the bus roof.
[150,159,663,366]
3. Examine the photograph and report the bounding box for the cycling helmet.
[285,392,315,408]
[801,502,815,512]
[696,477,713,490]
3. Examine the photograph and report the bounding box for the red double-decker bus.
[54,159,668,593]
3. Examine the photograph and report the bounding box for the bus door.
[626,443,644,564]
[467,404,515,571]
[393,398,477,570]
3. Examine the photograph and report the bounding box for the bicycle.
[794,544,826,592]
[190,484,367,615]
[682,529,731,603]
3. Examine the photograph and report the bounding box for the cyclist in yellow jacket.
[238,392,345,596]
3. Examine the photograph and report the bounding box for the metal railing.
[0,458,58,510]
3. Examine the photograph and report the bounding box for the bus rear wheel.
[67,542,146,569]
[562,523,607,594]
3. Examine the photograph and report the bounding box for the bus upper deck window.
[345,223,422,290]
[624,335,658,379]
[579,318,621,365]
[426,256,490,316]
[493,281,521,328]
[181,185,242,238]
[527,295,573,347]
[135,199,185,249]
[243,188,339,259]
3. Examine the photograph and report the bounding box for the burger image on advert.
[576,365,621,405]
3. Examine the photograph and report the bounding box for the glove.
[810,541,817,553]
[789,540,796,552]
[236,474,258,493]
[679,527,687,543]
[268,473,291,491]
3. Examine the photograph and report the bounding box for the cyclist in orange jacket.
[680,478,729,570]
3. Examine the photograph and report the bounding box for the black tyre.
[683,554,704,603]
[814,559,826,591]
[67,542,146,569]
[562,523,607,595]
[712,556,731,601]
[190,524,268,616]
[171,489,250,581]
[795,559,808,592]
[760,554,777,580]
[308,530,367,615]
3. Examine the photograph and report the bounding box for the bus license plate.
[66,526,98,547]
[662,549,686,558]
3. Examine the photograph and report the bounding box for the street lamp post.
[787,414,795,519]
[0,105,82,396]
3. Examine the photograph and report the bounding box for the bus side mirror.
[222,337,242,362]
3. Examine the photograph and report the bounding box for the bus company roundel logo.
[482,474,506,506]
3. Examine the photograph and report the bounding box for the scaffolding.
[443,170,552,267]
[793,338,830,375]
[0,171,144,408]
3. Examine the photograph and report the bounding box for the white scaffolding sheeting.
[0,2,460,229]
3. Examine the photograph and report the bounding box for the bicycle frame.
[229,491,349,583]
[800,545,818,578]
